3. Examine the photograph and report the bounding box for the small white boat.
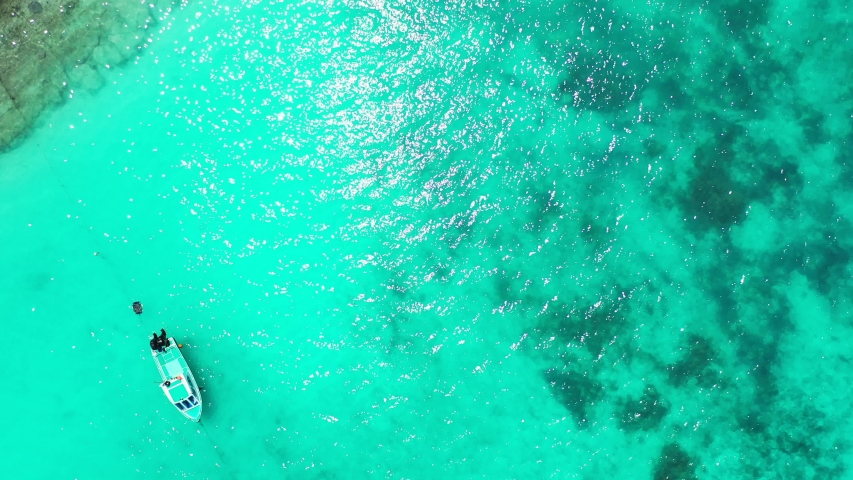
[151,335,203,422]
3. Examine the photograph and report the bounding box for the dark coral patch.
[654,443,698,480]
[523,186,563,233]
[683,133,749,229]
[547,294,630,357]
[800,233,851,296]
[719,0,770,37]
[544,368,605,428]
[737,409,770,435]
[687,169,747,227]
[759,159,802,198]
[795,105,828,145]
[735,331,781,407]
[643,137,667,159]
[621,385,669,432]
[667,335,718,387]
[655,75,694,112]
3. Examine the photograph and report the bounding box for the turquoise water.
[2,0,853,477]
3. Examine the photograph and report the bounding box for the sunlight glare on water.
[1,0,853,477]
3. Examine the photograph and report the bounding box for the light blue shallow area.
[2,0,853,478]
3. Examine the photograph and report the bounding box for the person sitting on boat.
[150,333,161,352]
[159,328,171,348]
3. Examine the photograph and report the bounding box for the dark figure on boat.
[132,301,143,314]
[150,333,161,352]
[159,329,170,348]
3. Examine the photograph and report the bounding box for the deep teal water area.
[1,0,852,478]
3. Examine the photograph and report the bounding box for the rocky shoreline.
[0,0,164,150]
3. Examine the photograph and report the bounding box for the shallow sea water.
[2,0,853,478]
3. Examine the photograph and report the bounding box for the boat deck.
[154,343,189,381]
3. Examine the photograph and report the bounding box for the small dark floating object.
[28,1,43,14]
[132,301,143,314]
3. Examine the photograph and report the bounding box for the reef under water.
[0,0,171,149]
[1,0,853,477]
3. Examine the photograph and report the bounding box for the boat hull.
[152,337,203,422]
